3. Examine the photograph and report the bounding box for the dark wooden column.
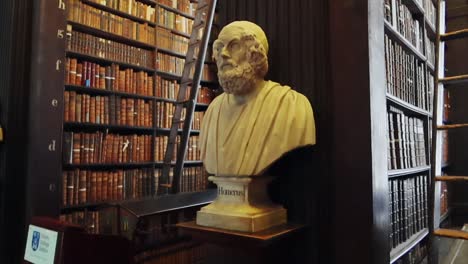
[329,0,389,263]
[0,0,33,263]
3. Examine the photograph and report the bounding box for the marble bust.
[196,21,316,232]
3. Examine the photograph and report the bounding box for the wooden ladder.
[430,0,468,249]
[160,0,217,194]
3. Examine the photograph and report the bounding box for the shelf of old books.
[61,0,217,234]
[80,0,158,27]
[389,174,429,262]
[390,228,429,264]
[383,0,436,262]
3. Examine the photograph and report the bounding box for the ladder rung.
[437,123,468,130]
[192,21,205,31]
[440,74,468,86]
[441,29,468,41]
[435,176,468,181]
[434,228,468,240]
[174,100,190,105]
[197,4,209,10]
[159,184,172,188]
[189,39,201,47]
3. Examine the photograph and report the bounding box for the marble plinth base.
[196,176,287,233]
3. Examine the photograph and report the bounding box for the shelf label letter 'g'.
[58,0,65,10]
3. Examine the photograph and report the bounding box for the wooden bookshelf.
[64,122,155,132]
[68,21,156,50]
[157,24,191,39]
[384,0,435,262]
[81,0,158,27]
[390,228,429,264]
[158,3,196,19]
[65,85,156,100]
[387,94,432,117]
[62,162,155,170]
[384,20,426,62]
[388,165,431,178]
[66,51,156,73]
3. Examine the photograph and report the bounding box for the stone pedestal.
[196,176,286,232]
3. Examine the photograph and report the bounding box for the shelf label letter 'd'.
[48,140,56,152]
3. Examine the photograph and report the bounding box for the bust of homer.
[199,21,316,176]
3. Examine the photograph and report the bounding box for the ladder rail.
[428,0,443,262]
[160,0,217,194]
[172,0,217,194]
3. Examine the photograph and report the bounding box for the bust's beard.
[218,62,257,96]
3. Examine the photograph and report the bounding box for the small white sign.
[24,225,59,264]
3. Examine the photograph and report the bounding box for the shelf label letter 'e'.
[58,0,65,10]
[48,140,56,152]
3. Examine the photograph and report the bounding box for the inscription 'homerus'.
[218,187,244,196]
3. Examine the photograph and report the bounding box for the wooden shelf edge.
[390,228,429,264]
[68,21,156,50]
[62,162,155,169]
[61,189,216,213]
[66,50,155,73]
[63,122,155,132]
[387,93,431,117]
[65,84,156,100]
[157,3,195,20]
[388,165,431,178]
[384,20,427,62]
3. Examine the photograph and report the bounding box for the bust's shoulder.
[266,81,309,102]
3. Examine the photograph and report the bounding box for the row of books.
[87,0,157,23]
[384,0,392,23]
[389,174,428,249]
[63,132,153,164]
[158,0,197,16]
[156,52,217,81]
[385,35,431,111]
[157,27,189,54]
[155,76,216,104]
[65,58,155,96]
[424,0,436,27]
[68,0,157,45]
[157,6,194,34]
[64,91,154,127]
[425,35,435,66]
[61,167,208,206]
[154,135,201,161]
[60,210,108,234]
[155,101,205,130]
[68,30,154,68]
[387,107,427,170]
[396,0,424,53]
[394,241,428,264]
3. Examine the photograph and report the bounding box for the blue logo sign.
[32,231,40,251]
